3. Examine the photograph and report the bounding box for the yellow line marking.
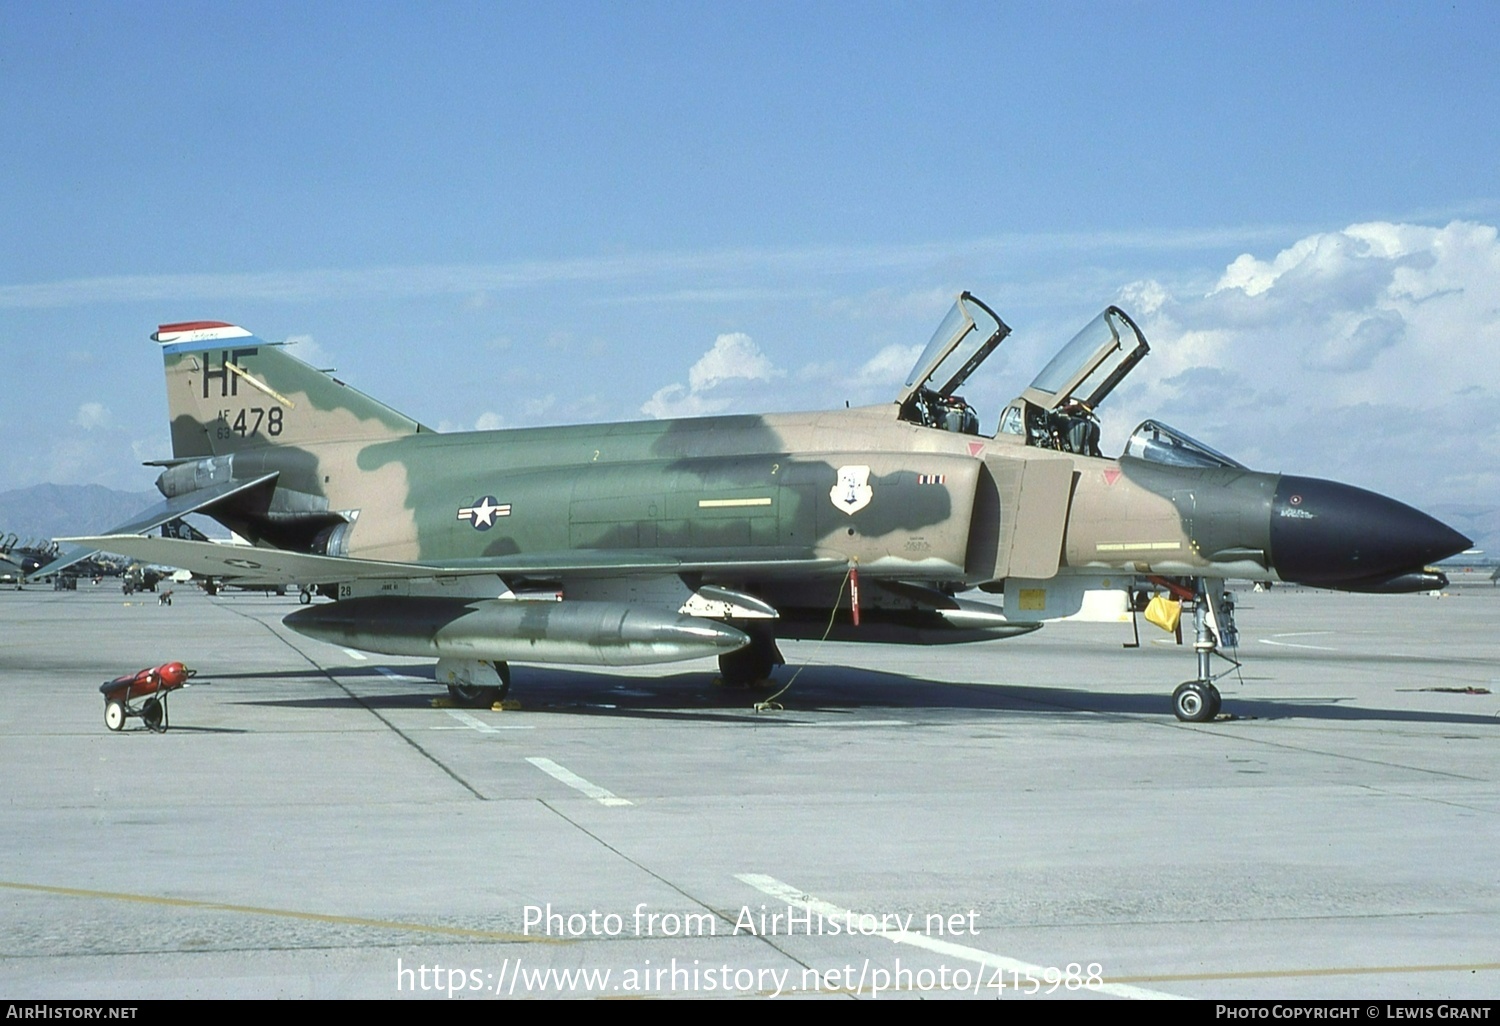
[1109,961,1500,984]
[698,497,773,508]
[11,881,1488,982]
[1096,542,1182,552]
[0,880,562,944]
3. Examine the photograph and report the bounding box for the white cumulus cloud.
[642,332,783,418]
[854,343,924,388]
[1105,220,1500,504]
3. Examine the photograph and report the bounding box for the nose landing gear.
[1171,577,1239,722]
[1172,680,1221,722]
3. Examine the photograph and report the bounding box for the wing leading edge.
[58,534,850,587]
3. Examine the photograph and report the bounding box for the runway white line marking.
[431,725,537,731]
[526,757,632,806]
[375,667,426,682]
[432,726,535,731]
[442,710,533,732]
[778,720,910,728]
[735,873,1181,1000]
[341,648,368,661]
[1260,632,1339,651]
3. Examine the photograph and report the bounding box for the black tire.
[141,697,165,732]
[446,662,511,707]
[718,630,782,687]
[1205,683,1222,720]
[1172,682,1215,722]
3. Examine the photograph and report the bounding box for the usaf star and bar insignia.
[457,496,512,530]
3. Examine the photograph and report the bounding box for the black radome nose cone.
[1269,475,1471,586]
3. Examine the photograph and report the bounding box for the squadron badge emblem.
[830,465,873,515]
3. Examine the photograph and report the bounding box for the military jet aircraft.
[2,534,60,586]
[43,295,1470,721]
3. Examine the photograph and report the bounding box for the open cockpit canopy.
[995,306,1151,456]
[1019,306,1149,413]
[896,292,1010,434]
[896,296,1166,459]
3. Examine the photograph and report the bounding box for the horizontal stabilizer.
[111,473,279,536]
[26,474,278,580]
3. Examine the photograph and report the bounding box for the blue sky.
[3,2,1498,514]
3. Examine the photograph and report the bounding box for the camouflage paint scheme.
[154,334,1230,587]
[51,298,1469,718]
[162,344,976,576]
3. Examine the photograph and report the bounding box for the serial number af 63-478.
[215,406,285,439]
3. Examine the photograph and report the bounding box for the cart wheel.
[141,697,165,732]
[105,701,126,731]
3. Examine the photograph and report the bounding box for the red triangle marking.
[967,441,985,457]
[1103,468,1122,486]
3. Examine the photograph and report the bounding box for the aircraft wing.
[26,473,280,580]
[60,535,436,586]
[58,534,849,587]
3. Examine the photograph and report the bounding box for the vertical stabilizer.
[154,322,430,459]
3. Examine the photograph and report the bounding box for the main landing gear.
[438,658,512,707]
[1171,576,1239,723]
[718,628,784,688]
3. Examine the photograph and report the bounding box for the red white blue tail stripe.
[153,321,260,353]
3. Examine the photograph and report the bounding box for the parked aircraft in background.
[2,535,59,585]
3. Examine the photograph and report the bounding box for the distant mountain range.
[0,484,159,543]
[2,483,1494,562]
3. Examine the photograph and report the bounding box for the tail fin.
[154,322,430,459]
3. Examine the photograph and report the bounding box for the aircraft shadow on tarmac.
[215,663,1500,728]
